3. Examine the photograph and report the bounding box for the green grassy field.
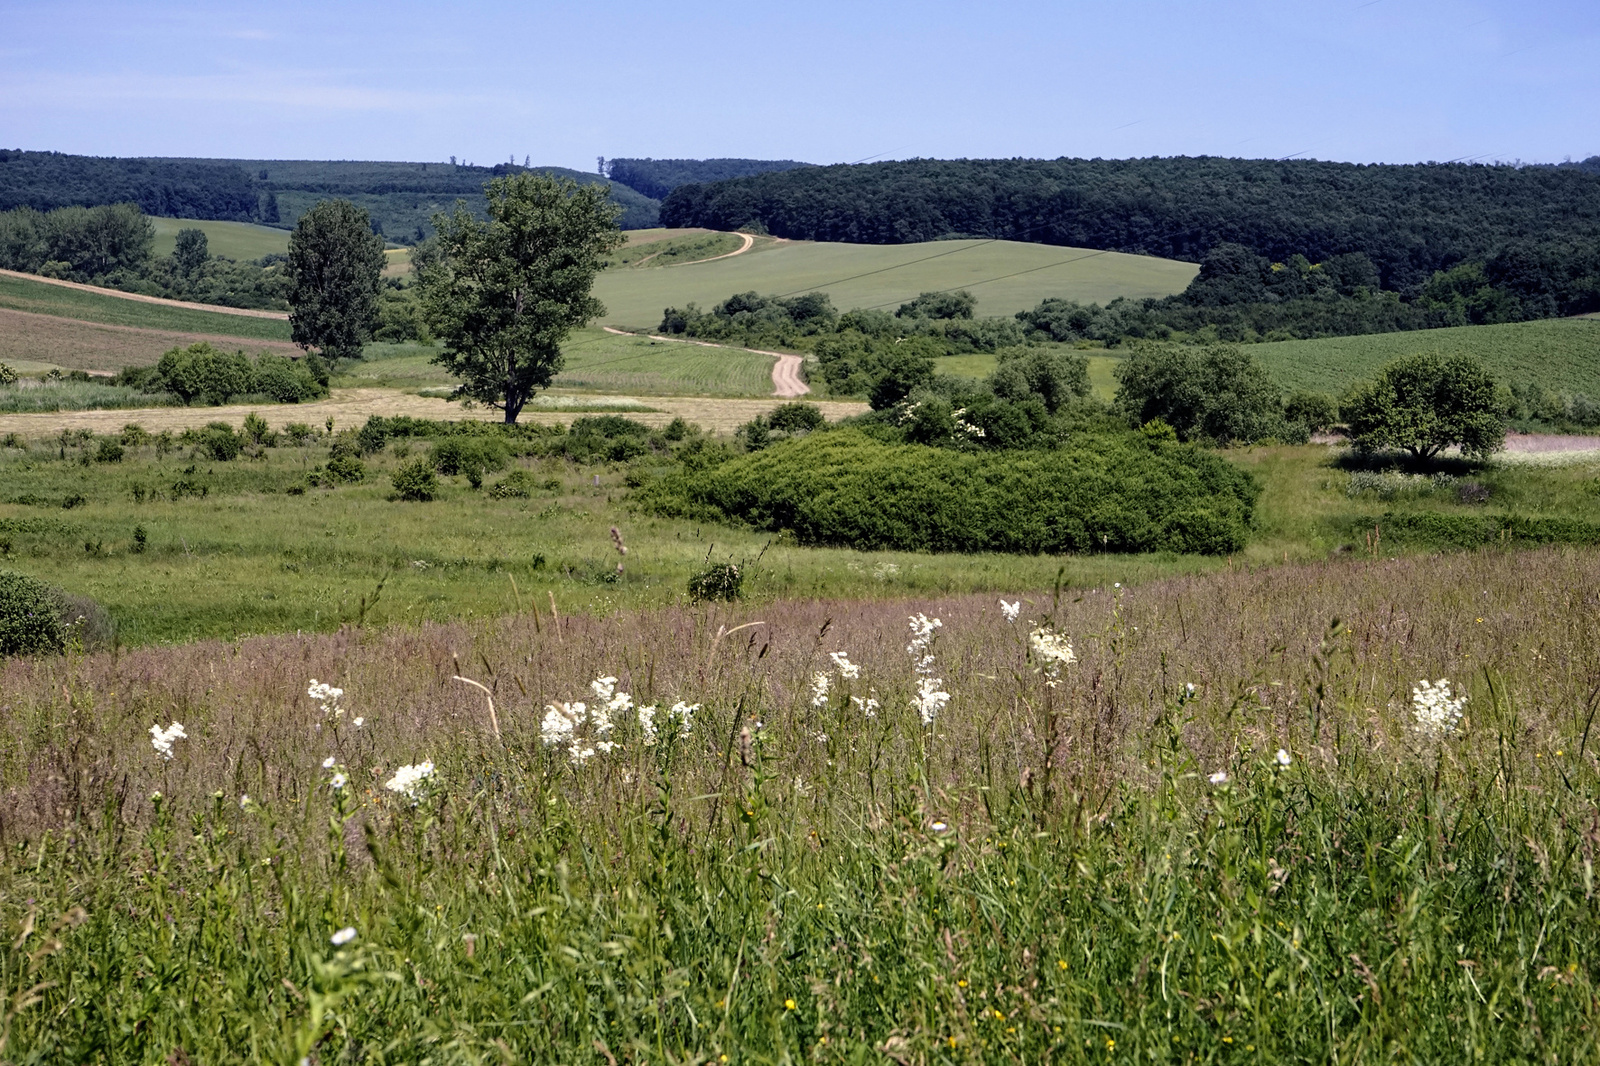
[933,351,1122,400]
[0,271,291,342]
[1250,318,1600,396]
[592,237,1198,328]
[150,217,291,261]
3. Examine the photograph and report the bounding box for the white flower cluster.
[149,721,187,761]
[639,701,698,747]
[906,614,950,725]
[308,679,346,719]
[541,675,630,765]
[810,651,866,710]
[1029,625,1077,686]
[321,755,349,791]
[385,761,436,804]
[851,695,880,719]
[810,672,832,707]
[951,408,986,439]
[1411,678,1466,738]
[999,599,1021,623]
[829,651,860,679]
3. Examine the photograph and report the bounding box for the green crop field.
[0,271,291,342]
[1251,318,1600,396]
[150,217,291,261]
[932,351,1122,400]
[592,237,1198,328]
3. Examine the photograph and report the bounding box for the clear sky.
[2,0,1595,170]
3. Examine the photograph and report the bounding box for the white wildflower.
[810,671,832,707]
[330,927,357,946]
[591,675,633,714]
[851,694,880,719]
[541,701,582,746]
[329,771,348,791]
[907,613,942,676]
[385,761,436,804]
[1029,625,1077,684]
[638,704,659,746]
[322,756,337,769]
[352,716,365,728]
[308,679,346,718]
[828,651,860,679]
[1209,771,1229,785]
[999,599,1021,623]
[930,820,949,833]
[149,721,187,761]
[1412,678,1466,737]
[913,677,950,726]
[1275,748,1292,767]
[814,731,830,744]
[668,701,698,738]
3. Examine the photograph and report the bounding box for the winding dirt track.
[602,326,811,398]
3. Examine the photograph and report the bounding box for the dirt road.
[0,268,289,319]
[602,326,811,397]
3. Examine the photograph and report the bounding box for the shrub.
[250,354,327,403]
[766,402,825,433]
[1114,344,1287,444]
[1284,390,1339,434]
[120,423,151,447]
[431,436,509,477]
[0,569,65,656]
[688,561,744,602]
[197,422,241,461]
[488,469,540,498]
[156,342,253,405]
[391,458,439,501]
[647,429,1259,555]
[988,348,1090,413]
[323,456,366,484]
[94,438,124,463]
[0,362,16,386]
[241,411,273,446]
[283,422,314,445]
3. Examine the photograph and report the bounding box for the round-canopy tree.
[286,200,386,363]
[1342,353,1505,460]
[418,173,625,423]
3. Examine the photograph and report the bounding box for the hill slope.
[604,158,812,200]
[660,156,1600,288]
[593,236,1197,327]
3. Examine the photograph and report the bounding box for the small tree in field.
[418,174,624,423]
[286,200,386,363]
[1342,353,1505,460]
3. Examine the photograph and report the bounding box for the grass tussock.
[3,548,1600,1060]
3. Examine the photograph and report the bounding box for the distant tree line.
[0,150,258,219]
[603,158,813,201]
[659,156,1600,290]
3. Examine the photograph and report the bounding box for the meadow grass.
[3,430,1600,647]
[933,352,1122,401]
[149,217,291,262]
[1250,318,1600,397]
[591,238,1198,329]
[605,231,744,269]
[0,381,176,413]
[0,272,292,343]
[2,548,1598,1061]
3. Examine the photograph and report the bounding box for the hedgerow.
[643,429,1258,555]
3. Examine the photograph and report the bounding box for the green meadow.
[149,216,292,261]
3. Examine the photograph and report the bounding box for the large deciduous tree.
[286,200,386,363]
[417,173,624,422]
[1113,344,1286,444]
[1342,353,1505,460]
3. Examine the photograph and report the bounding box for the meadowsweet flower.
[330,927,357,946]
[999,599,1021,623]
[1029,625,1076,684]
[913,677,950,725]
[541,701,581,746]
[851,694,880,719]
[308,680,346,718]
[1208,771,1229,785]
[828,651,860,679]
[638,704,659,746]
[149,721,186,760]
[1275,748,1292,767]
[907,613,942,676]
[810,671,832,707]
[385,761,436,804]
[1412,678,1466,737]
[669,701,698,738]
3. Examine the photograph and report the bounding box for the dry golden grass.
[0,387,868,437]
[0,307,302,373]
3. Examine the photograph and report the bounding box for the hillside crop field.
[0,271,291,343]
[150,216,291,261]
[1250,318,1600,396]
[592,237,1197,327]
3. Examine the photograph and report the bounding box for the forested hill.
[659,156,1600,288]
[0,150,258,219]
[0,152,660,238]
[603,158,812,201]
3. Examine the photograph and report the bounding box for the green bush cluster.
[0,569,65,656]
[391,459,439,502]
[113,343,329,406]
[647,430,1259,555]
[1355,511,1600,550]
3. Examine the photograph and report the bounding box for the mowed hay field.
[149,217,291,260]
[592,236,1198,327]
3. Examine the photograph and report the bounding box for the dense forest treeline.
[601,157,812,201]
[659,156,1600,289]
[0,151,659,238]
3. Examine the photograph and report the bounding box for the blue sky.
[2,0,1595,169]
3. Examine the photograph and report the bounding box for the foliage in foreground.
[643,428,1259,554]
[3,551,1600,1061]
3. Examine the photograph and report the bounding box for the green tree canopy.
[286,200,386,363]
[1342,353,1505,460]
[1113,344,1285,444]
[418,173,624,422]
[173,227,208,276]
